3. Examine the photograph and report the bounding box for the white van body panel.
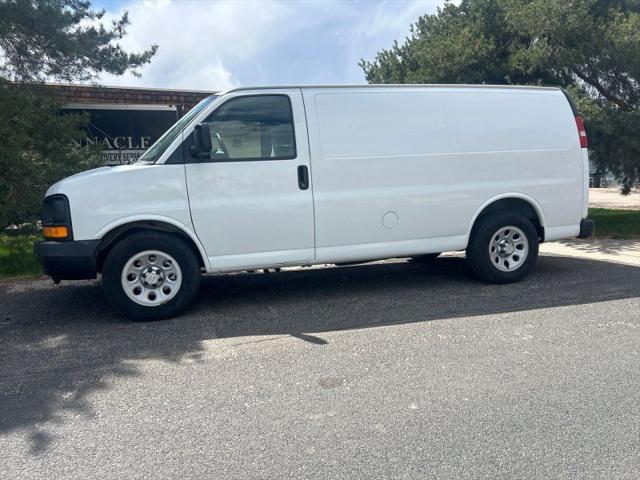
[46,84,588,275]
[46,163,209,267]
[301,86,583,263]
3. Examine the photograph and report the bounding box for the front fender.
[94,214,210,271]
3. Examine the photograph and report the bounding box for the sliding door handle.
[297,165,309,190]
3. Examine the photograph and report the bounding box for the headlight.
[42,194,73,240]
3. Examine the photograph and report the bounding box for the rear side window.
[202,95,296,161]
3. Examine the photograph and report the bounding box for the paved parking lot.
[1,242,639,479]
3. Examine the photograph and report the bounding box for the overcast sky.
[94,0,447,92]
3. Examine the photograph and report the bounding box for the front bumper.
[34,240,100,281]
[577,218,596,239]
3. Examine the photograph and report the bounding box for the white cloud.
[96,0,447,91]
[99,0,302,91]
[355,0,442,37]
[340,0,447,82]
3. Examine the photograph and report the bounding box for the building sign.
[63,105,179,165]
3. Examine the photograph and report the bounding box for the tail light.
[575,116,588,148]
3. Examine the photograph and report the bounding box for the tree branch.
[572,67,631,110]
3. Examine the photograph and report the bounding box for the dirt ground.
[589,188,640,210]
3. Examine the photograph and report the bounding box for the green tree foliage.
[360,0,640,192]
[0,80,102,226]
[0,0,157,226]
[0,0,157,82]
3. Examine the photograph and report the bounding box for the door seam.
[300,88,318,261]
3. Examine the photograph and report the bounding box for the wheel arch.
[466,194,546,244]
[94,217,209,273]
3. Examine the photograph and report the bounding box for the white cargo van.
[35,85,594,320]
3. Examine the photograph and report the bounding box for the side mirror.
[190,123,213,158]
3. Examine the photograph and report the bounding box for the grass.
[0,208,638,279]
[0,234,41,278]
[589,208,640,239]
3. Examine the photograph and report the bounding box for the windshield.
[136,95,218,164]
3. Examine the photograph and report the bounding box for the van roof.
[224,84,561,94]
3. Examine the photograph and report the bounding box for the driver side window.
[202,95,296,161]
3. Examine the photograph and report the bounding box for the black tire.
[466,212,539,284]
[102,232,201,321]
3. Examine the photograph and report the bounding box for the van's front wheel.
[102,232,201,320]
[466,213,539,284]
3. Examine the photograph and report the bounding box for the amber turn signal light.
[43,226,69,239]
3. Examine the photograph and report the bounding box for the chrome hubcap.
[121,250,182,306]
[489,226,529,272]
[141,266,163,287]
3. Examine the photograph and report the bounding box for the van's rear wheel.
[466,213,538,284]
[102,232,201,320]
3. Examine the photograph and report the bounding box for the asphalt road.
[1,248,639,479]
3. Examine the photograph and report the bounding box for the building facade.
[46,84,216,165]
